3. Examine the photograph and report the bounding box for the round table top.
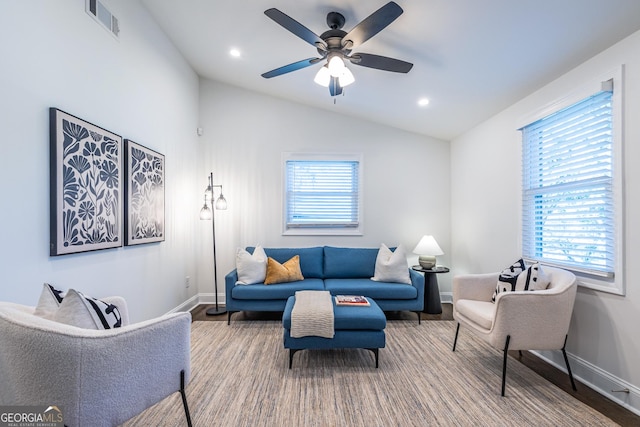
[411,265,450,273]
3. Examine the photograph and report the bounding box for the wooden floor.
[191,303,640,426]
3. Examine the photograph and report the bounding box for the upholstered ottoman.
[282,294,386,368]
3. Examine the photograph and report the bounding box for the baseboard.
[532,349,640,417]
[441,292,453,304]
[167,293,227,314]
[197,292,225,306]
[165,294,200,315]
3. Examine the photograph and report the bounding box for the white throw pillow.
[236,245,268,285]
[371,244,411,285]
[516,263,550,291]
[51,289,122,330]
[34,283,66,318]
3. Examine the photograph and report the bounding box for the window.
[283,153,362,235]
[520,69,624,295]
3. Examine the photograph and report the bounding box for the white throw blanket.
[290,290,334,338]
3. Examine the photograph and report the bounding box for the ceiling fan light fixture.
[314,65,331,87]
[338,67,355,87]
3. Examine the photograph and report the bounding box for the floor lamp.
[199,172,228,316]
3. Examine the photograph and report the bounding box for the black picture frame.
[49,108,123,255]
[124,139,165,245]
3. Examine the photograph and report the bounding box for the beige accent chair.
[452,265,578,396]
[0,298,192,427]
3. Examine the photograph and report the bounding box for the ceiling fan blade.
[342,2,403,49]
[264,8,325,48]
[261,58,320,79]
[349,53,413,73]
[329,76,343,96]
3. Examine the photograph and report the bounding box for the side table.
[412,265,450,314]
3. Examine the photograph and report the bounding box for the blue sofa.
[225,246,425,324]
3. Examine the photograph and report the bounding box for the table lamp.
[413,235,444,269]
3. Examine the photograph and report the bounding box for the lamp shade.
[199,202,212,220]
[338,67,355,87]
[413,235,444,256]
[328,55,345,77]
[314,65,331,87]
[215,194,228,210]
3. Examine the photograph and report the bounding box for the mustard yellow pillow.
[264,255,304,284]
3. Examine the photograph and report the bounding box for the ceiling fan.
[261,1,413,96]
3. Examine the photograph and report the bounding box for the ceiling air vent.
[86,0,120,38]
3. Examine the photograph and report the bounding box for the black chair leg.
[366,348,380,368]
[562,335,577,391]
[180,370,193,427]
[502,335,511,397]
[452,322,460,351]
[227,311,239,325]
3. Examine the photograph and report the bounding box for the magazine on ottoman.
[335,295,370,306]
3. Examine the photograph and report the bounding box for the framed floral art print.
[49,108,123,255]
[124,139,165,245]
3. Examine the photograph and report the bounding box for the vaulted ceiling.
[142,0,640,140]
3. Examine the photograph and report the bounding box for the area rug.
[123,320,616,426]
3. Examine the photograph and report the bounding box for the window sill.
[575,273,624,296]
[282,227,363,236]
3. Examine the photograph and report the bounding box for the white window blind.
[285,160,359,229]
[521,89,614,277]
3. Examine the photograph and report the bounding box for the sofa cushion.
[323,246,379,278]
[324,278,418,300]
[231,278,325,300]
[456,299,495,330]
[249,247,324,278]
[235,245,267,285]
[371,244,411,284]
[264,256,304,284]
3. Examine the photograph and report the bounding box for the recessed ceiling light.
[417,98,430,107]
[229,48,241,58]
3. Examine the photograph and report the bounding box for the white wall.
[0,1,201,322]
[197,79,451,298]
[451,30,640,413]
